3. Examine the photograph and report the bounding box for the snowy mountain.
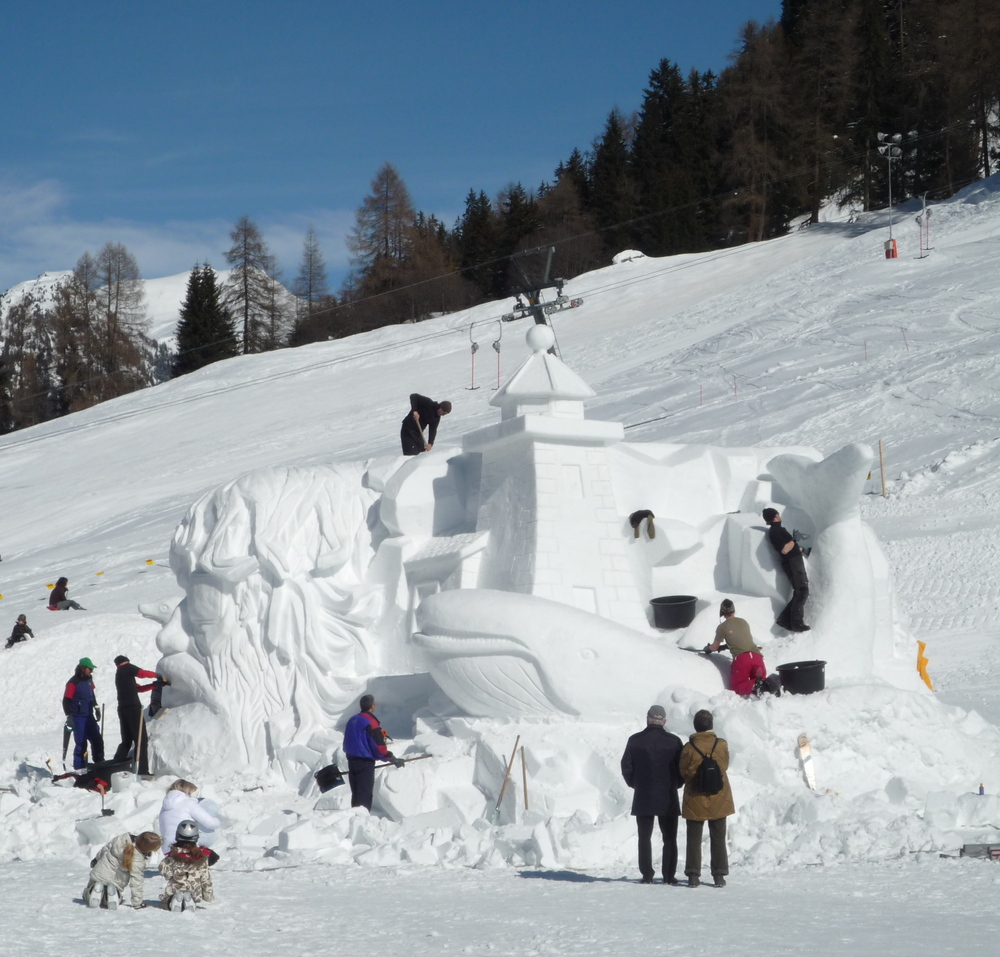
[3,177,1000,952]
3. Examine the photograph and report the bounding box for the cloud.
[0,177,354,294]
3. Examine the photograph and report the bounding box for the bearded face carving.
[151,464,382,781]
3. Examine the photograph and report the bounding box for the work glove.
[392,757,406,769]
[702,644,713,655]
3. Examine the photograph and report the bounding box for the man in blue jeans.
[342,695,404,810]
[62,657,105,769]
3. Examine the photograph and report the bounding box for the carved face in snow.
[151,464,381,778]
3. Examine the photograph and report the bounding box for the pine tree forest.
[4,0,1000,427]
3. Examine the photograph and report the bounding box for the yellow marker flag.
[917,640,934,691]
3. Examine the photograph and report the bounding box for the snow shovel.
[314,754,432,793]
[490,735,520,826]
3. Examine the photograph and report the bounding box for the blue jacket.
[343,711,389,762]
[63,674,97,717]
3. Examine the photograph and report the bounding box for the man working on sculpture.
[762,507,810,632]
[400,394,452,455]
[703,599,780,697]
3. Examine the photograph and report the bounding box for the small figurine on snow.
[160,819,219,912]
[84,831,162,909]
[5,614,33,649]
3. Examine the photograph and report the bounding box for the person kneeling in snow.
[160,820,219,912]
[703,600,780,697]
[84,831,162,909]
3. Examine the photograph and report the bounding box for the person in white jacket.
[158,779,221,846]
[84,831,162,909]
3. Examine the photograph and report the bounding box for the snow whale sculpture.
[413,588,722,717]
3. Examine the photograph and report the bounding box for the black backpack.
[691,740,724,795]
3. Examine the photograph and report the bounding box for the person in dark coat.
[112,655,163,775]
[620,704,684,884]
[762,508,809,632]
[342,694,404,810]
[680,709,736,888]
[400,394,452,455]
[62,657,105,769]
[5,614,33,649]
[48,576,85,610]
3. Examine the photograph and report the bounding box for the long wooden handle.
[495,735,521,812]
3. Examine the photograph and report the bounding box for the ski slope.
[3,178,1000,952]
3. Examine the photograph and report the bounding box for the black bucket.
[650,595,698,629]
[776,660,826,695]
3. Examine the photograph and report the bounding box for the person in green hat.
[63,658,104,769]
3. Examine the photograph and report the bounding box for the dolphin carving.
[413,588,722,718]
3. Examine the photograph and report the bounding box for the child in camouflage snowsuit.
[159,820,219,911]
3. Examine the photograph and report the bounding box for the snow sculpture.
[150,327,916,783]
[151,465,381,780]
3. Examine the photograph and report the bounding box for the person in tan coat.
[680,709,735,888]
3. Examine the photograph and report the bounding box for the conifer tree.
[173,264,237,377]
[294,224,329,318]
[223,216,276,354]
[589,109,637,255]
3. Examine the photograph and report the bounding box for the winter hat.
[78,657,96,669]
[16,614,26,622]
[114,655,129,666]
[646,704,667,725]
[762,507,779,524]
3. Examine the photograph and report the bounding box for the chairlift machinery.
[500,246,583,324]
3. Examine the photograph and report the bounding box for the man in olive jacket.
[620,704,684,884]
[680,709,735,888]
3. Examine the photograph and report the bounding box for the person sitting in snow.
[62,657,105,769]
[160,820,219,912]
[703,600,781,697]
[5,614,33,648]
[343,694,405,810]
[762,508,809,632]
[48,576,85,610]
[84,831,162,909]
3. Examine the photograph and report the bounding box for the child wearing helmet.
[5,614,32,649]
[84,831,162,909]
[159,819,220,912]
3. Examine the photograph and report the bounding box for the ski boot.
[86,882,105,909]
[105,885,120,910]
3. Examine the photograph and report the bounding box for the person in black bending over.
[762,507,810,633]
[6,614,33,649]
[112,655,164,775]
[620,704,684,885]
[400,394,452,456]
[342,694,405,810]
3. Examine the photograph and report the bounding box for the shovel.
[490,735,520,826]
[313,754,432,793]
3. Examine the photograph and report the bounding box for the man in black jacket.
[762,507,810,632]
[620,704,684,884]
[112,655,162,775]
[400,394,452,455]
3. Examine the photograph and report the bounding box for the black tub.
[650,595,698,629]
[776,660,827,695]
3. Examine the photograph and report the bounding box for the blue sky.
[1,1,783,294]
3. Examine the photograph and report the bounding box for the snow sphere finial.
[526,324,555,354]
